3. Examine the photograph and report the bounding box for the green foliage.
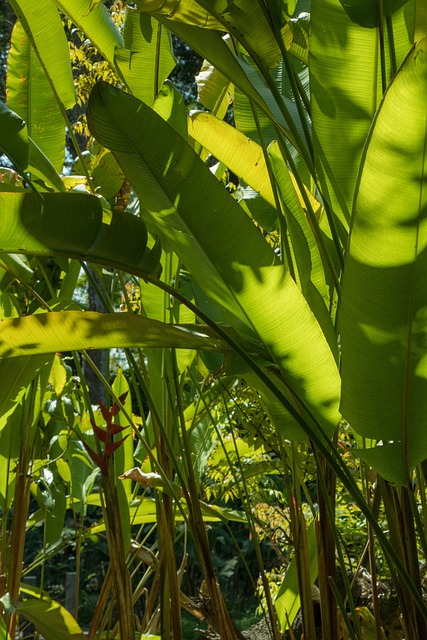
[1,1,427,639]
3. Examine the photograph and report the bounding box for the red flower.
[84,393,129,475]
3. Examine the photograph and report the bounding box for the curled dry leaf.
[118,467,162,487]
[130,540,157,567]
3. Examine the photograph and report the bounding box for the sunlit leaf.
[138,0,289,67]
[55,0,123,68]
[7,20,65,172]
[268,141,334,349]
[310,0,415,231]
[275,520,317,629]
[340,38,427,482]
[8,0,76,109]
[112,370,133,553]
[0,311,227,359]
[115,8,175,103]
[17,584,86,640]
[48,354,67,396]
[195,57,231,118]
[188,111,275,208]
[0,102,64,191]
[0,191,159,276]
[87,82,341,439]
[0,102,28,172]
[339,0,410,27]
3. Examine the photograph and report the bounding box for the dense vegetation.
[1,1,427,639]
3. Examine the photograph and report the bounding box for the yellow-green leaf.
[0,311,226,359]
[340,38,427,482]
[7,20,65,172]
[48,354,67,396]
[8,0,76,109]
[18,585,85,640]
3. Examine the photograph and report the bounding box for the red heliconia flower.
[84,393,129,475]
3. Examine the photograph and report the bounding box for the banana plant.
[1,0,427,638]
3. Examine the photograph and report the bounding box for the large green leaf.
[0,101,28,173]
[268,141,335,352]
[0,102,65,191]
[340,0,410,28]
[310,0,415,231]
[188,108,282,230]
[7,20,65,172]
[16,584,86,640]
[136,0,224,29]
[195,57,231,118]
[8,0,75,109]
[87,81,341,439]
[154,14,313,172]
[0,191,159,275]
[340,38,427,482]
[188,111,275,208]
[138,0,285,68]
[111,370,134,555]
[115,8,175,103]
[233,53,311,180]
[0,355,52,509]
[145,17,302,151]
[0,356,52,426]
[54,0,123,69]
[0,311,227,359]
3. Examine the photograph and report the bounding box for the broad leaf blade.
[115,8,175,103]
[139,0,284,68]
[195,58,231,117]
[0,311,226,358]
[0,191,158,276]
[310,0,415,231]
[339,0,410,28]
[27,138,66,192]
[0,356,51,425]
[0,102,28,172]
[0,103,63,191]
[268,141,335,351]
[148,18,299,149]
[55,0,123,68]
[188,111,275,208]
[275,520,317,629]
[87,82,341,438]
[7,20,65,172]
[8,0,76,109]
[340,39,427,481]
[17,585,86,640]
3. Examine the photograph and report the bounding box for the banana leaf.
[0,102,65,191]
[54,0,123,69]
[310,0,415,231]
[0,191,159,275]
[340,0,410,28]
[87,81,341,439]
[138,0,288,68]
[0,101,28,173]
[12,584,85,640]
[8,0,75,109]
[268,141,334,351]
[195,57,231,117]
[7,20,65,172]
[0,311,227,359]
[340,38,427,483]
[114,8,175,104]
[188,112,275,208]
[145,17,303,153]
